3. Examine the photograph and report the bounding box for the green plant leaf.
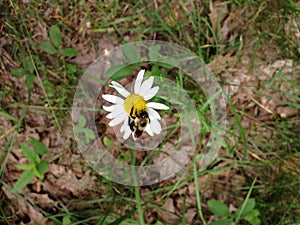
[149,45,161,61]
[20,143,40,164]
[49,25,62,48]
[234,198,256,219]
[36,160,49,176]
[67,63,77,74]
[122,43,140,64]
[11,68,26,78]
[0,110,18,122]
[40,41,57,55]
[32,167,43,179]
[62,215,72,225]
[15,164,35,170]
[78,115,86,127]
[206,169,221,175]
[84,128,95,140]
[24,56,35,73]
[29,138,48,155]
[25,74,35,89]
[157,59,176,69]
[244,209,261,225]
[208,200,231,217]
[151,64,160,75]
[155,221,164,225]
[58,48,77,57]
[150,65,168,78]
[209,219,233,225]
[103,136,113,148]
[119,151,129,161]
[105,64,135,81]
[12,170,34,193]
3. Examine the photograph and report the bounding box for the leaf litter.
[1,1,299,224]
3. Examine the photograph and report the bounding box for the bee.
[128,105,150,139]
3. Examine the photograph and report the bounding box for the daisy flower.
[102,69,169,140]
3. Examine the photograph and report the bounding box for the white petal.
[110,104,126,118]
[108,113,127,127]
[147,102,169,110]
[144,86,159,100]
[110,81,130,98]
[149,117,162,134]
[102,94,124,104]
[138,76,154,96]
[120,119,127,132]
[123,126,131,140]
[134,69,145,94]
[147,107,161,120]
[106,113,113,119]
[145,125,154,136]
[103,105,114,112]
[103,104,125,116]
[131,132,137,141]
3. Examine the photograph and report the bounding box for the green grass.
[1,0,299,224]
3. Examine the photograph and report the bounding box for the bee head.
[137,111,149,128]
[139,119,148,127]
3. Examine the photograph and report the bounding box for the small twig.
[250,95,274,115]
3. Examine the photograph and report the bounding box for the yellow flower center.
[124,94,146,117]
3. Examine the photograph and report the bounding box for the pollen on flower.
[123,94,146,116]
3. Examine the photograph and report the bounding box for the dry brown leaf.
[209,1,229,41]
[276,106,298,118]
[2,186,56,225]
[156,198,180,224]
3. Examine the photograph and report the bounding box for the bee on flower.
[102,69,169,140]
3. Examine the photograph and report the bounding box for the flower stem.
[130,149,145,225]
